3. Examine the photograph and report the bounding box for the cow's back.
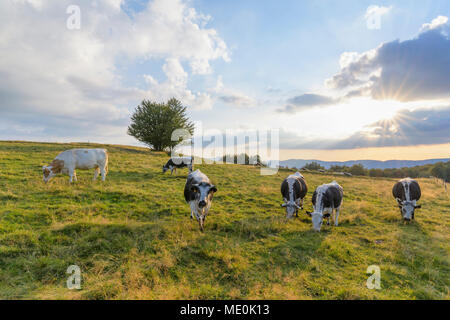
[56,148,107,169]
[312,184,342,208]
[281,175,307,200]
[184,170,210,202]
[393,178,421,201]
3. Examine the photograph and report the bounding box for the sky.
[0,0,449,160]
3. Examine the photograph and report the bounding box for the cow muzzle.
[198,200,207,208]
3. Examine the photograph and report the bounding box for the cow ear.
[210,185,217,193]
[305,211,312,217]
[415,205,422,209]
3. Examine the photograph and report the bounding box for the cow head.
[162,165,169,173]
[42,160,64,183]
[396,198,421,222]
[306,211,324,231]
[42,166,55,183]
[281,198,300,219]
[190,182,217,231]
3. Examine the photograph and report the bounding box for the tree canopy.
[127,98,195,152]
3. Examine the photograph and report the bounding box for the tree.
[431,162,450,183]
[348,164,367,176]
[128,98,195,151]
[222,153,262,165]
[369,168,384,177]
[302,162,325,171]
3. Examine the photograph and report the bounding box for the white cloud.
[421,15,449,32]
[143,58,214,110]
[0,0,229,141]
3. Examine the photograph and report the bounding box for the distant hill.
[279,158,450,170]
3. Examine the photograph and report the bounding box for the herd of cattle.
[42,148,422,232]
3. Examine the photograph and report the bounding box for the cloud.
[0,0,229,141]
[326,16,450,102]
[144,58,213,110]
[218,94,256,107]
[211,75,257,108]
[421,15,448,32]
[277,94,340,113]
[280,106,450,149]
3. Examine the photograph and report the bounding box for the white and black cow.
[392,178,421,222]
[280,172,308,219]
[306,181,343,231]
[184,169,217,231]
[163,156,193,174]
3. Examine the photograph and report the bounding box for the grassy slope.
[0,141,448,300]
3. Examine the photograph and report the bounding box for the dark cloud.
[278,94,340,113]
[327,20,450,102]
[280,106,450,149]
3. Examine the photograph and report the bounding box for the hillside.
[0,141,449,299]
[280,158,450,170]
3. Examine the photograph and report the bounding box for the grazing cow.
[42,149,108,183]
[163,156,193,174]
[184,169,217,231]
[306,181,343,231]
[280,172,308,219]
[392,178,421,222]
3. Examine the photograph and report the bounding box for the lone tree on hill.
[128,98,195,152]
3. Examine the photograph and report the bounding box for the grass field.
[0,141,449,300]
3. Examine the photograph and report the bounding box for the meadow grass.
[0,141,448,299]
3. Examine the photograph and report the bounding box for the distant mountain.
[279,158,450,170]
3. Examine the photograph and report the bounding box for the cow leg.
[93,167,100,181]
[300,198,304,210]
[73,171,78,182]
[100,167,107,181]
[189,202,196,220]
[335,207,340,226]
[295,209,299,218]
[327,214,331,226]
[69,170,74,183]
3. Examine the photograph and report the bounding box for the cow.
[280,172,308,219]
[306,181,343,231]
[392,178,421,222]
[184,169,217,232]
[163,156,193,175]
[42,149,108,183]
